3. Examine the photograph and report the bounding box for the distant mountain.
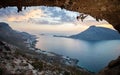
[0,22,36,49]
[69,26,120,41]
[0,22,12,31]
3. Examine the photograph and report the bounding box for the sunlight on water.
[36,35,120,72]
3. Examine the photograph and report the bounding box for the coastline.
[26,34,79,66]
[24,33,92,73]
[0,40,92,75]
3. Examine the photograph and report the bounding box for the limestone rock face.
[97,56,120,75]
[0,0,120,32]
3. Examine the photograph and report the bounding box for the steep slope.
[0,22,36,49]
[69,26,120,40]
[0,22,12,31]
[0,41,92,75]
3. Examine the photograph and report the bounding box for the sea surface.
[36,35,120,72]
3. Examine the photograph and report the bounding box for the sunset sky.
[0,6,114,35]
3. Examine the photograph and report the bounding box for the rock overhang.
[0,0,120,32]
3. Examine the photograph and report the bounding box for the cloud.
[40,6,79,23]
[0,6,80,25]
[0,6,109,26]
[3,8,46,22]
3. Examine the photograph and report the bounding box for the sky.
[0,6,114,35]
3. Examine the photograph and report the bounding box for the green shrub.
[64,71,70,75]
[0,68,3,75]
[32,61,43,71]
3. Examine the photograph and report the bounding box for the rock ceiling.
[0,0,120,32]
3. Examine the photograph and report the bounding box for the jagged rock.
[0,0,120,32]
[108,56,120,68]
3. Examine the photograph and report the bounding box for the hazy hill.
[69,26,120,41]
[0,22,33,49]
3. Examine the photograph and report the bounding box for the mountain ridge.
[0,22,37,49]
[69,26,120,41]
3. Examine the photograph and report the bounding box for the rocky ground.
[0,41,92,75]
[0,22,93,75]
[0,23,119,75]
[1,38,120,75]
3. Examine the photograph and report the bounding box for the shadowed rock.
[97,56,120,75]
[0,0,120,32]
